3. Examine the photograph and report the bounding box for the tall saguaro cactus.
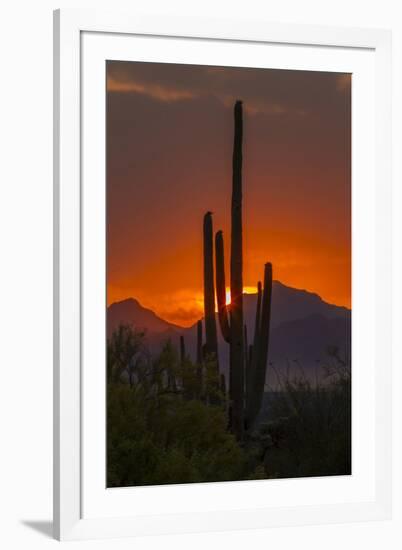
[230,101,245,440]
[212,101,245,439]
[213,101,273,439]
[203,212,219,363]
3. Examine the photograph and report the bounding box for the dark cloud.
[107,61,350,118]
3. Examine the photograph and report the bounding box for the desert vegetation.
[107,325,350,486]
[107,101,351,486]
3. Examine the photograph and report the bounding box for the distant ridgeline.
[107,281,351,388]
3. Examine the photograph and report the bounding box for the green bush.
[107,331,246,487]
[107,383,246,486]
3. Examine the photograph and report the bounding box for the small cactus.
[196,320,203,365]
[180,334,186,365]
[196,319,203,397]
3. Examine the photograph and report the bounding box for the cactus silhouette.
[196,320,203,365]
[230,101,245,440]
[203,212,219,364]
[180,334,186,365]
[196,319,203,397]
[215,230,230,343]
[213,101,273,439]
[244,324,249,374]
[245,265,272,430]
[220,373,226,394]
[245,281,261,418]
[212,101,244,438]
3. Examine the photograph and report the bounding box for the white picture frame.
[53,8,392,541]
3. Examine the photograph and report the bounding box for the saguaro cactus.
[244,324,249,374]
[196,320,203,365]
[196,319,203,397]
[203,212,219,363]
[214,101,273,438]
[230,101,245,440]
[246,263,273,431]
[215,230,230,343]
[179,335,186,365]
[213,101,245,439]
[245,281,262,415]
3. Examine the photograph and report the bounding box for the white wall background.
[0,1,400,548]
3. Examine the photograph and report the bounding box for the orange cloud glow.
[107,76,196,102]
[106,62,351,327]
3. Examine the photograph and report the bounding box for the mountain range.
[107,281,351,385]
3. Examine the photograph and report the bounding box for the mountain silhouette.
[107,298,181,338]
[255,280,349,329]
[107,282,351,384]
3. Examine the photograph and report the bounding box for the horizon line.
[107,278,351,329]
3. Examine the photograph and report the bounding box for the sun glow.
[224,286,257,306]
[243,285,258,295]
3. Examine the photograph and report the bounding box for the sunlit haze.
[107,62,351,327]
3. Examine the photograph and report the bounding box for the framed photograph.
[53,9,392,541]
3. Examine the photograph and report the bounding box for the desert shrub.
[107,325,351,486]
[107,329,246,487]
[261,353,351,479]
[107,383,246,486]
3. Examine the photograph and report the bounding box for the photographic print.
[106,61,351,488]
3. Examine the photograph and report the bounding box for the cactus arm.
[258,264,273,390]
[245,280,262,421]
[245,280,264,426]
[253,281,262,353]
[247,263,273,431]
[203,212,219,362]
[215,230,231,343]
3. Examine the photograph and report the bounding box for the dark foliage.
[107,325,351,486]
[259,353,351,479]
[107,326,247,487]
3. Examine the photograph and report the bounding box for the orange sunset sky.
[106,61,351,327]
